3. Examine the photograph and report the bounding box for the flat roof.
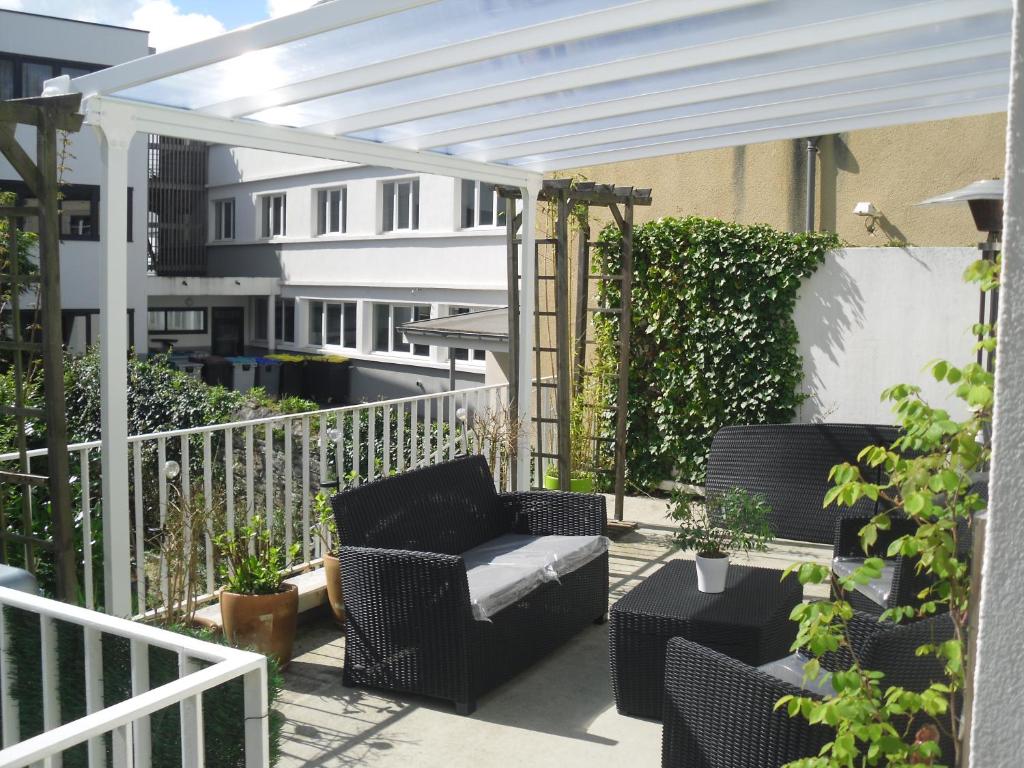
[0,8,148,35]
[400,307,509,352]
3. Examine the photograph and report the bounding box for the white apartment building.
[0,10,151,353]
[148,146,509,400]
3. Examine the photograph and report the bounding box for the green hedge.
[594,216,838,489]
[1,608,283,766]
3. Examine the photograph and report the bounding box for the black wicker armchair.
[705,423,899,544]
[332,455,609,714]
[661,612,956,768]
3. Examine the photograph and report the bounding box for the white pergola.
[34,1,1024,759]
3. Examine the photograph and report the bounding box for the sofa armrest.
[662,636,830,768]
[338,545,471,616]
[499,491,606,536]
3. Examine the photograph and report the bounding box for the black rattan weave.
[332,455,608,714]
[609,560,801,719]
[661,612,956,767]
[705,423,899,544]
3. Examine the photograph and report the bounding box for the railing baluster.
[411,399,419,466]
[178,652,205,767]
[180,435,192,578]
[423,398,432,465]
[130,637,151,766]
[284,419,293,555]
[84,626,104,766]
[351,409,360,486]
[225,426,235,534]
[245,425,255,528]
[112,723,133,768]
[0,601,20,748]
[318,415,327,493]
[301,416,311,565]
[158,437,169,608]
[40,615,60,768]
[133,441,145,615]
[80,448,94,610]
[243,666,270,768]
[367,406,377,482]
[397,403,406,472]
[203,432,214,598]
[449,391,457,461]
[383,404,391,477]
[264,423,273,534]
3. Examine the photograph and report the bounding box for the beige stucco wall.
[560,113,1007,246]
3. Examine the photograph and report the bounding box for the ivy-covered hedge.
[594,216,838,489]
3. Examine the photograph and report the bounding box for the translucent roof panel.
[67,0,1013,174]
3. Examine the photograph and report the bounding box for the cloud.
[267,0,318,19]
[0,0,226,51]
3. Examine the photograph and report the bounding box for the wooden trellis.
[0,94,82,601]
[500,180,651,521]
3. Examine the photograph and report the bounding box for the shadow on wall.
[819,134,861,234]
[795,254,866,422]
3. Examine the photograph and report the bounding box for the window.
[451,307,487,362]
[0,55,99,101]
[372,303,430,356]
[461,180,505,228]
[382,179,419,232]
[259,193,286,238]
[147,308,207,334]
[8,183,101,242]
[214,199,235,241]
[315,187,346,235]
[253,297,268,340]
[275,297,295,343]
[0,60,13,101]
[21,62,52,98]
[308,300,357,348]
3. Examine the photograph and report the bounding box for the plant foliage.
[593,216,837,489]
[779,257,997,767]
[668,486,774,557]
[215,515,300,595]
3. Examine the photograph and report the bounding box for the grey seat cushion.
[758,653,836,697]
[833,557,896,607]
[462,534,609,621]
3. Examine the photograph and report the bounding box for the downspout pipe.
[805,137,820,231]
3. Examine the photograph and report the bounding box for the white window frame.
[449,305,488,364]
[213,198,235,241]
[381,178,420,233]
[314,185,347,236]
[258,192,287,239]
[460,180,504,229]
[307,299,358,350]
[371,302,430,357]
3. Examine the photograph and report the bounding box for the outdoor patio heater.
[918,179,1003,371]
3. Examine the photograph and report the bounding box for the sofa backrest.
[331,454,511,555]
[705,423,899,544]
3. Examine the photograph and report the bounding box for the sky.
[0,0,318,51]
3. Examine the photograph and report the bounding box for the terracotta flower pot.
[323,553,346,627]
[220,582,298,666]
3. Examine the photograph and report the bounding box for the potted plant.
[543,370,602,493]
[215,515,300,665]
[312,490,346,626]
[668,487,774,593]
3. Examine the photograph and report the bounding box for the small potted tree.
[543,372,602,493]
[312,490,345,626]
[215,516,300,665]
[668,487,774,593]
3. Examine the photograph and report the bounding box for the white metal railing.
[0,382,513,617]
[0,585,268,768]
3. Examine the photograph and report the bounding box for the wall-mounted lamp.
[917,179,1003,371]
[853,201,880,233]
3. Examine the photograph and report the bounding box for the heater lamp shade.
[918,179,1004,235]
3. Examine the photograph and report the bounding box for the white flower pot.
[695,554,730,593]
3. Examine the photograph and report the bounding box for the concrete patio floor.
[275,495,831,768]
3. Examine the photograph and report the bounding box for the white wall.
[794,247,979,425]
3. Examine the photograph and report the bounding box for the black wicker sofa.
[332,454,609,714]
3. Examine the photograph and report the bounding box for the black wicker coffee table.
[609,559,801,719]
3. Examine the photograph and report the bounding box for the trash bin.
[268,353,306,397]
[0,564,38,594]
[170,354,203,381]
[320,355,351,405]
[255,356,282,397]
[227,356,258,393]
[197,354,232,388]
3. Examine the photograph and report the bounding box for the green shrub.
[594,216,838,489]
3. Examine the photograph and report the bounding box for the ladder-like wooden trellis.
[501,180,652,521]
[0,94,83,601]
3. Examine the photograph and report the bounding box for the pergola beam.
[400,35,1009,150]
[477,70,1008,162]
[199,0,764,119]
[58,0,438,99]
[83,96,540,188]
[526,95,1007,171]
[304,0,1007,139]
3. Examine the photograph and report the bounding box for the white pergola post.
[968,0,1024,762]
[515,180,540,490]
[93,109,135,617]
